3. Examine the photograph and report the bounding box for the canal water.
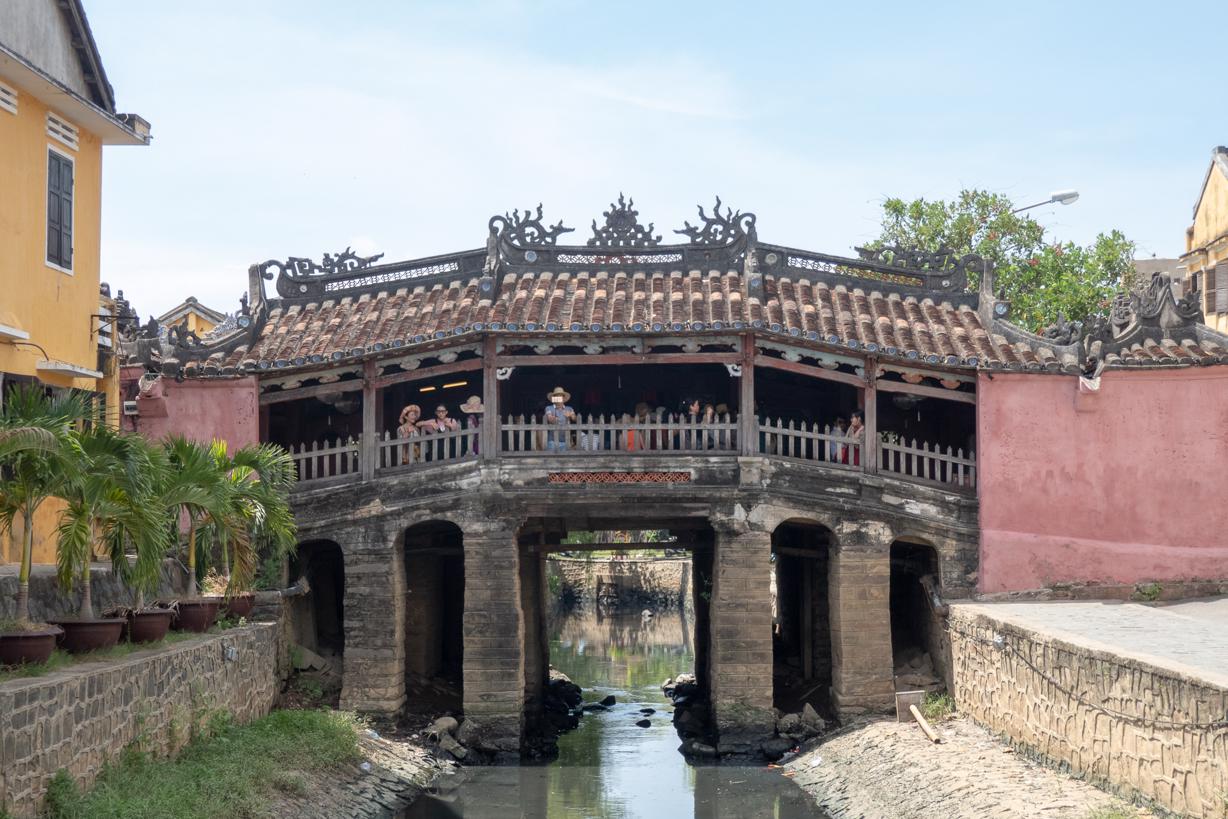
[402,608,828,819]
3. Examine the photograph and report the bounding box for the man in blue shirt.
[544,386,576,451]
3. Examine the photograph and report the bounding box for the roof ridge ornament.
[588,194,661,248]
[1077,272,1207,364]
[674,196,756,246]
[489,204,574,248]
[854,245,986,281]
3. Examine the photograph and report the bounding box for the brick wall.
[949,608,1228,818]
[0,623,280,817]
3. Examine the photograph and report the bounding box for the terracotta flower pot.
[50,618,125,654]
[172,599,220,633]
[0,626,63,666]
[224,593,255,619]
[126,609,175,644]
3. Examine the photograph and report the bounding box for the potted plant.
[162,437,236,632]
[0,386,85,663]
[51,424,161,653]
[200,443,298,619]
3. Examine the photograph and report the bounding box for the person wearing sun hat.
[460,395,484,456]
[543,386,576,451]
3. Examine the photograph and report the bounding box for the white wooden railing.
[286,418,976,491]
[757,418,861,469]
[376,426,477,472]
[500,413,738,454]
[288,437,360,484]
[879,438,976,489]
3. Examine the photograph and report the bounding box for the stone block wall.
[0,623,280,817]
[949,608,1228,818]
[0,561,185,623]
[828,541,894,714]
[709,528,774,741]
[547,556,692,608]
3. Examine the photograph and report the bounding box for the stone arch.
[889,535,947,693]
[747,504,843,547]
[288,538,346,657]
[770,518,836,714]
[402,519,466,712]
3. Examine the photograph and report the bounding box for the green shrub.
[920,692,955,722]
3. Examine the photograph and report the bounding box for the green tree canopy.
[868,189,1136,333]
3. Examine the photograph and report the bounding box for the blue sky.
[89,1,1227,318]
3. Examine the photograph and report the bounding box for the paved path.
[787,718,1145,819]
[954,597,1228,686]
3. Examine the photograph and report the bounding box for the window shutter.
[1207,267,1218,315]
[45,152,73,269]
[1217,262,1228,314]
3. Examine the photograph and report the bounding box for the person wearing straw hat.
[543,386,576,451]
[460,395,484,456]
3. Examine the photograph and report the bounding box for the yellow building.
[1182,146,1228,333]
[158,297,227,338]
[0,0,150,563]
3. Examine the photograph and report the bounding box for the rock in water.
[802,703,825,732]
[438,733,468,760]
[635,719,651,728]
[599,694,616,707]
[640,708,655,715]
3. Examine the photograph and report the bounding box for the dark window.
[46,150,73,270]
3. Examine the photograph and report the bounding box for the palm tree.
[0,385,90,623]
[54,426,162,619]
[200,442,297,593]
[161,437,238,599]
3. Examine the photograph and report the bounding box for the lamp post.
[1011,189,1079,214]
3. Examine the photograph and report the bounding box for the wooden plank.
[481,336,498,460]
[753,354,868,388]
[739,333,756,455]
[877,378,976,405]
[371,357,482,389]
[259,379,363,406]
[361,360,376,481]
[864,360,879,474]
[493,352,740,368]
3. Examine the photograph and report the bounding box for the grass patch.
[920,692,955,722]
[44,709,362,819]
[0,632,202,684]
[1084,805,1138,819]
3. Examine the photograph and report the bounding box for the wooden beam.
[259,379,363,406]
[361,360,376,481]
[371,358,482,390]
[864,356,879,474]
[481,336,497,460]
[493,352,740,368]
[739,334,756,455]
[877,378,976,405]
[753,353,867,389]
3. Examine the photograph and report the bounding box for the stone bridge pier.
[295,482,976,756]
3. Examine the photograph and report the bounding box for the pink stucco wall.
[120,368,258,450]
[977,368,1228,593]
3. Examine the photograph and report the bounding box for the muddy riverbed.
[400,608,827,818]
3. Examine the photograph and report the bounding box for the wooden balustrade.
[878,437,976,489]
[499,413,738,455]
[288,438,360,484]
[375,426,477,472]
[756,417,862,470]
[285,418,975,492]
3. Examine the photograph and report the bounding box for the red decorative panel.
[547,471,693,484]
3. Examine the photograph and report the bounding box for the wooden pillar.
[864,359,878,474]
[738,333,756,456]
[361,359,377,481]
[481,335,498,459]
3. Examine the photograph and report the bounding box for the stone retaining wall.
[949,608,1228,818]
[548,556,691,608]
[0,561,185,623]
[0,623,281,817]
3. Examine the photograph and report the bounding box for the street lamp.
[1012,189,1079,214]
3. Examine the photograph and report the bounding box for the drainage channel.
[402,608,828,818]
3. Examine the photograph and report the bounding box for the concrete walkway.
[954,597,1228,686]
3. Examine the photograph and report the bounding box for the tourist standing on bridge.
[397,404,422,464]
[460,395,484,456]
[544,386,576,451]
[846,410,864,466]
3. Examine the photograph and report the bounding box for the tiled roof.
[178,268,1117,376]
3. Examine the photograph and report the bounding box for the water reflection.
[402,608,827,819]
